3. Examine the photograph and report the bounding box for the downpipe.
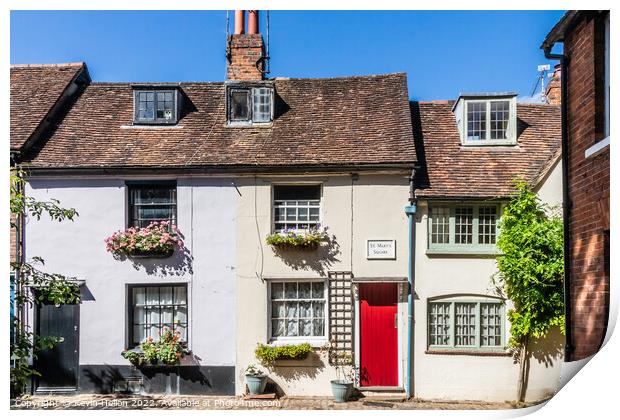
[544,46,573,362]
[404,168,417,399]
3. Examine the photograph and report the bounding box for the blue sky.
[10,10,565,101]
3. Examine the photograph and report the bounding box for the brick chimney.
[545,64,561,105]
[227,10,265,81]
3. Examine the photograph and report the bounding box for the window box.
[266,227,328,250]
[105,221,183,259]
[427,203,501,254]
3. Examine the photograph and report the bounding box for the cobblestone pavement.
[11,394,543,410]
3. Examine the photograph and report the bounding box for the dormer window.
[453,93,517,145]
[133,87,180,125]
[227,84,274,125]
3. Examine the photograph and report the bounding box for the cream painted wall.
[412,160,564,402]
[234,172,411,396]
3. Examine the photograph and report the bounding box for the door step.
[359,387,406,401]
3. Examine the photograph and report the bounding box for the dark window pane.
[274,185,321,201]
[230,90,250,121]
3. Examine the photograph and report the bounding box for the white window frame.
[461,97,517,146]
[427,296,506,352]
[271,183,323,233]
[267,279,329,346]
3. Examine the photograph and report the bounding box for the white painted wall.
[25,177,237,368]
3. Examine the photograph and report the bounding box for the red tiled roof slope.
[413,102,561,199]
[21,73,416,169]
[10,63,86,151]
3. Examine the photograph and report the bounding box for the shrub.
[254,343,313,366]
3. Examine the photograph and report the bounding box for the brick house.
[541,10,610,362]
[12,11,564,402]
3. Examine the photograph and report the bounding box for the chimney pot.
[248,10,259,34]
[234,10,245,34]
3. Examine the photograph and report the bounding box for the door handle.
[394,313,398,328]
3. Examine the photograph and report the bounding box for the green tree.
[494,181,564,402]
[10,169,81,397]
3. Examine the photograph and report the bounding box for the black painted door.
[34,303,79,391]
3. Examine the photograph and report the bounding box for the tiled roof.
[10,62,87,151]
[412,101,562,199]
[20,73,417,170]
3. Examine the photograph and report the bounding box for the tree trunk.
[516,335,530,402]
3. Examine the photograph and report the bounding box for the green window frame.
[427,298,505,352]
[427,203,501,254]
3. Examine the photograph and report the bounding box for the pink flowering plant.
[266,225,328,249]
[105,221,183,257]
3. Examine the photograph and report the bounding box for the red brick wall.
[564,12,610,361]
[226,34,264,81]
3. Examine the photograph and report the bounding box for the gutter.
[543,44,573,362]
[404,168,417,399]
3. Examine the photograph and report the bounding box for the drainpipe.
[544,46,573,362]
[404,169,417,399]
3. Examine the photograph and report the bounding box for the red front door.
[359,283,398,387]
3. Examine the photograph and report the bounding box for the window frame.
[427,296,506,353]
[226,84,274,126]
[427,202,502,254]
[461,97,517,146]
[126,181,177,229]
[133,88,179,125]
[271,183,323,233]
[127,283,189,349]
[267,279,329,346]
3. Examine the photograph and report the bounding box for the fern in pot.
[245,364,267,396]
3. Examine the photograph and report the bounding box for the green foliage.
[254,342,313,366]
[494,181,565,350]
[10,170,78,226]
[121,349,146,367]
[10,328,59,396]
[265,227,328,248]
[132,330,188,366]
[10,168,81,396]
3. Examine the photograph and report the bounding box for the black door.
[34,303,79,392]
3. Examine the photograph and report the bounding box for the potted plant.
[244,364,267,395]
[265,226,328,250]
[105,221,183,258]
[121,330,188,367]
[254,342,313,367]
[329,350,354,403]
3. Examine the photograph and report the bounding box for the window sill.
[121,124,183,130]
[226,121,273,128]
[425,349,510,357]
[461,140,517,147]
[269,338,328,349]
[426,248,499,257]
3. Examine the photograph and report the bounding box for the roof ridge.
[11,62,85,69]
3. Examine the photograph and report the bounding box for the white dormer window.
[227,84,274,125]
[453,94,517,145]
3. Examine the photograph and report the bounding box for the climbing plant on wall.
[10,169,82,397]
[493,180,564,402]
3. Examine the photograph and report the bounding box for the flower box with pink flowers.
[105,221,183,258]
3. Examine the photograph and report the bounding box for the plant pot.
[330,380,353,403]
[128,249,174,259]
[246,375,267,395]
